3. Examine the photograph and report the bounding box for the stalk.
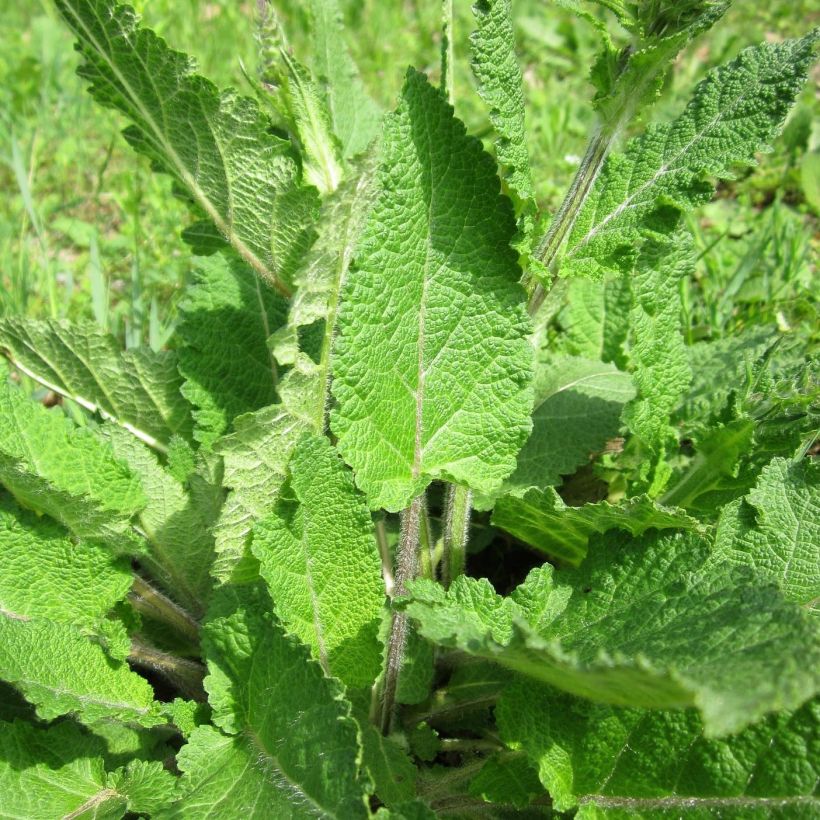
[129,637,206,701]
[129,575,200,646]
[379,495,423,734]
[441,484,472,587]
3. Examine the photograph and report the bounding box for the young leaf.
[711,457,819,613]
[405,530,820,735]
[332,69,533,511]
[176,253,288,448]
[468,752,543,809]
[492,487,700,565]
[308,0,382,158]
[470,0,535,207]
[0,363,145,546]
[563,34,819,278]
[54,0,317,294]
[493,355,634,502]
[0,495,131,628]
[198,585,370,817]
[361,724,419,808]
[252,434,385,688]
[498,683,820,815]
[0,318,192,450]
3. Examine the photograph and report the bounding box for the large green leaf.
[176,253,288,448]
[405,530,820,735]
[331,69,532,511]
[54,0,317,294]
[563,35,819,277]
[252,435,385,688]
[492,488,700,565]
[0,363,145,546]
[0,318,192,450]
[711,457,819,614]
[498,683,820,816]
[190,585,370,817]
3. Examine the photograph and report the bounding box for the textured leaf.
[308,0,382,158]
[0,363,145,545]
[361,724,418,808]
[712,457,819,614]
[470,0,535,205]
[176,254,288,448]
[492,488,700,565]
[102,426,216,616]
[494,356,634,502]
[0,318,192,450]
[0,617,161,726]
[212,359,320,583]
[54,0,317,294]
[468,752,543,809]
[405,530,820,735]
[0,494,131,627]
[331,69,532,511]
[252,434,384,688]
[498,683,820,815]
[563,35,819,277]
[197,585,369,817]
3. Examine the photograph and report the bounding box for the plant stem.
[129,575,200,646]
[374,517,395,596]
[418,497,436,580]
[441,0,455,104]
[129,637,206,701]
[442,484,472,587]
[379,495,423,735]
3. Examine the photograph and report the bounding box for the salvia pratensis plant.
[0,0,818,816]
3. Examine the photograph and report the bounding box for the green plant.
[0,0,817,816]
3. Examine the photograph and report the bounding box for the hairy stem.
[374,517,395,596]
[418,497,436,580]
[129,575,200,645]
[441,0,455,104]
[379,495,423,734]
[129,637,206,701]
[442,484,472,587]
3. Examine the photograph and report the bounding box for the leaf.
[492,487,700,565]
[498,684,820,815]
[470,0,535,206]
[563,34,819,278]
[54,0,317,294]
[405,529,820,735]
[0,494,131,628]
[308,0,382,158]
[332,69,532,511]
[0,720,123,819]
[212,358,320,583]
[361,724,418,808]
[0,362,145,546]
[468,752,544,809]
[711,457,820,614]
[101,426,216,616]
[197,584,370,817]
[493,356,634,502]
[0,318,192,451]
[252,434,385,688]
[176,253,288,448]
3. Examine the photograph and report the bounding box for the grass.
[0,0,817,348]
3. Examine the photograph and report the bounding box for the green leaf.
[492,356,634,502]
[0,318,192,451]
[211,358,320,583]
[308,0,382,158]
[470,0,535,206]
[711,457,819,614]
[563,34,819,278]
[498,684,820,815]
[492,487,700,565]
[101,426,216,616]
[176,253,288,448]
[197,584,370,817]
[361,724,418,808]
[468,752,544,809]
[252,434,385,688]
[0,720,123,819]
[405,529,820,735]
[54,0,317,294]
[0,363,145,545]
[331,69,533,511]
[0,494,131,627]
[0,617,161,726]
